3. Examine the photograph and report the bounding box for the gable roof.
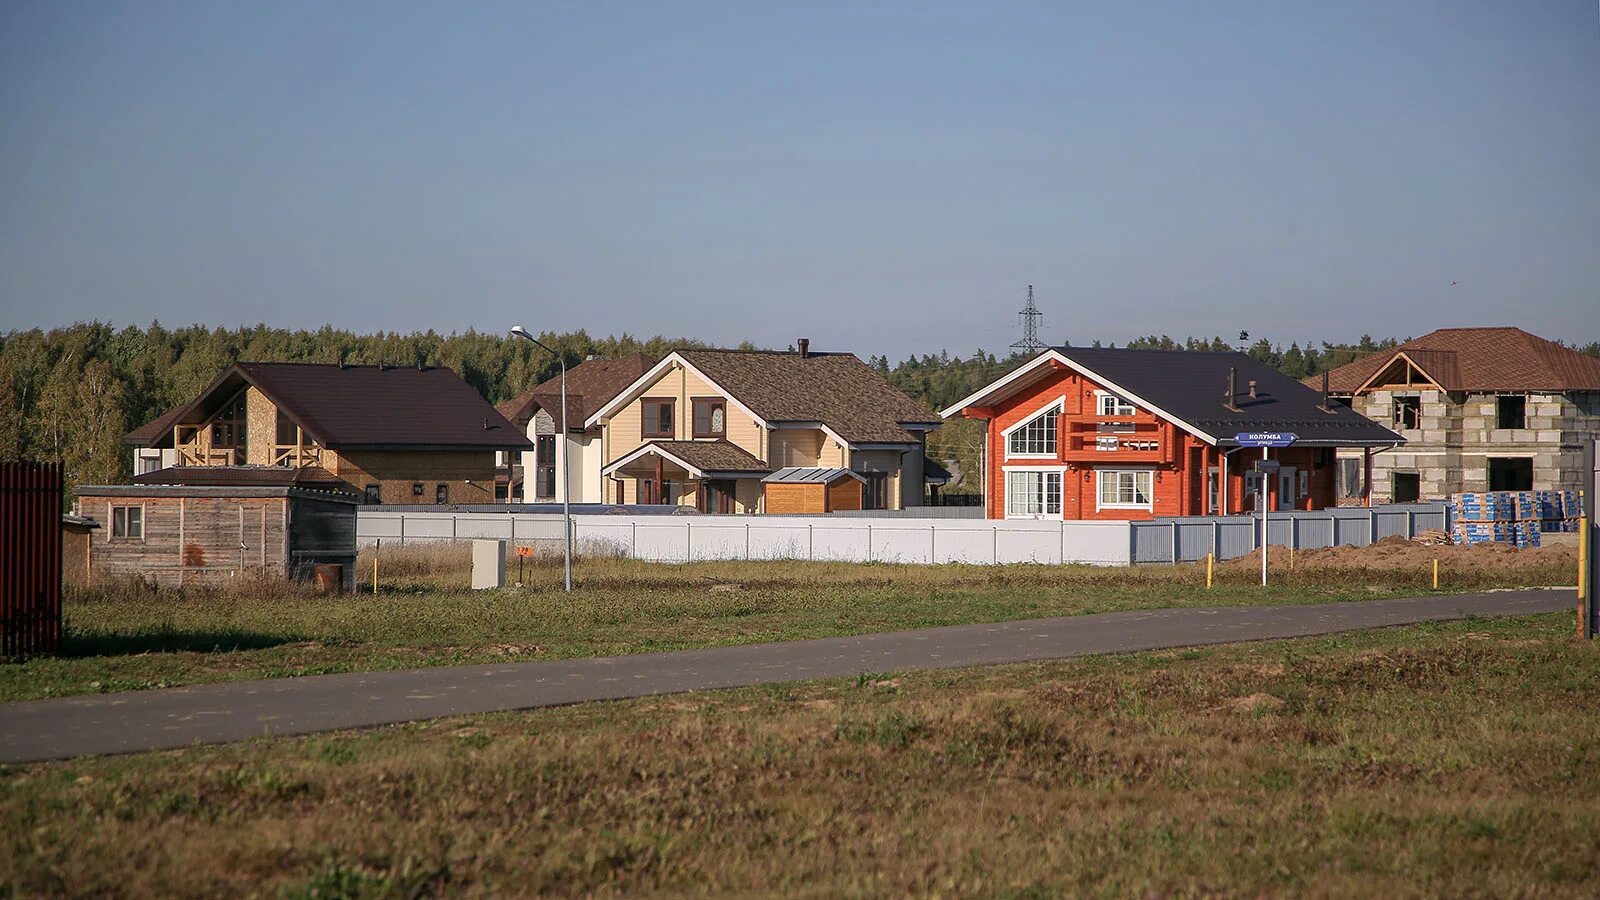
[943,348,1403,447]
[122,404,186,447]
[495,353,656,431]
[588,349,939,444]
[124,363,530,450]
[1315,327,1600,394]
[601,440,772,478]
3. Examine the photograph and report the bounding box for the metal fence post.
[745,522,751,560]
[686,520,692,562]
[1406,509,1415,539]
[993,524,999,565]
[1171,520,1179,564]
[808,523,814,561]
[398,515,405,546]
[1369,509,1377,545]
[1290,516,1298,552]
[631,521,637,560]
[866,523,873,563]
[930,524,937,564]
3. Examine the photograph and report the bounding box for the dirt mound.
[1220,534,1576,572]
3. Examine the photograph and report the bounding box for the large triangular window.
[1005,402,1060,457]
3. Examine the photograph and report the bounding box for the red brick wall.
[974,366,1340,521]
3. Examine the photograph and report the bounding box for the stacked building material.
[1449,490,1586,546]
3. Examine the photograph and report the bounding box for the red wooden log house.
[942,348,1404,521]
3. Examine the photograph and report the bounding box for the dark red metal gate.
[1,461,63,657]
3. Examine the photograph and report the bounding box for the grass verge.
[1,546,1575,702]
[3,613,1596,896]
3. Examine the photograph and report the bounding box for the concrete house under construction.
[1316,327,1600,503]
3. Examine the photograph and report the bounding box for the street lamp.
[509,325,572,592]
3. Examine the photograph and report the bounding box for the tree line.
[2,322,1594,496]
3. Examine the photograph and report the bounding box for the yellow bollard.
[1206,552,1214,589]
[1432,558,1439,591]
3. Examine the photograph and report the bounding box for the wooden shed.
[60,515,99,588]
[76,468,360,591]
[761,467,865,514]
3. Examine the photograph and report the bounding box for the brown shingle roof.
[1314,328,1600,394]
[123,404,187,447]
[496,353,656,431]
[619,440,772,474]
[677,349,938,444]
[125,363,530,450]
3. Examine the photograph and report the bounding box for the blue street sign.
[1235,431,1298,447]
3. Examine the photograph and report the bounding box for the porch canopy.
[603,441,771,506]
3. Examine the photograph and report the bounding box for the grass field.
[3,612,1596,897]
[0,543,1576,702]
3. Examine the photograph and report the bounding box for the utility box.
[472,539,506,590]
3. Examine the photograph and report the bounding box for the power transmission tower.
[1010,284,1049,352]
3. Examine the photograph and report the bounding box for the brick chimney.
[797,337,810,359]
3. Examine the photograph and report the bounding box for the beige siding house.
[494,353,655,503]
[585,342,941,513]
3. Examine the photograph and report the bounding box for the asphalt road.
[0,588,1573,764]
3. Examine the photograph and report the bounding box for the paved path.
[0,589,1573,763]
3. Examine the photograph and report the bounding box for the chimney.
[1224,367,1240,411]
[1248,379,1258,400]
[1319,371,1334,413]
[797,337,811,359]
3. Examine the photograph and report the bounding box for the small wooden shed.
[61,515,99,588]
[76,467,360,591]
[762,467,865,514]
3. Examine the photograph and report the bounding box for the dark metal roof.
[129,465,360,496]
[124,363,531,450]
[1056,347,1404,446]
[761,466,864,484]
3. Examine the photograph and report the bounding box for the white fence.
[357,511,1134,566]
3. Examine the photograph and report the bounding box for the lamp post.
[509,325,572,592]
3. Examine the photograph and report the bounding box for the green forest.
[2,322,1595,497]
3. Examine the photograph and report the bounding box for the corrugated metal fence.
[1,461,63,657]
[1128,502,1449,564]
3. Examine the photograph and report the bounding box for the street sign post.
[1235,433,1299,586]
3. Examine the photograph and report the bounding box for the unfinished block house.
[583,340,942,513]
[943,348,1403,520]
[124,363,531,505]
[1316,327,1600,503]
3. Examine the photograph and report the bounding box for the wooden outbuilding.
[761,467,865,514]
[76,468,359,591]
[60,515,98,588]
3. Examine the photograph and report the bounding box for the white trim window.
[111,504,144,540]
[1003,401,1061,458]
[1097,392,1136,417]
[1005,469,1062,518]
[1097,469,1153,510]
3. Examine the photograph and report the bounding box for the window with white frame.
[111,505,143,539]
[1006,404,1059,457]
[1006,470,1062,517]
[1098,393,1135,416]
[1098,469,1153,509]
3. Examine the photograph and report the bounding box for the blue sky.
[2,1,1596,360]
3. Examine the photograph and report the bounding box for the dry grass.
[2,613,1596,897]
[1,542,1574,702]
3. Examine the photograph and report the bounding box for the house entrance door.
[1276,468,1297,511]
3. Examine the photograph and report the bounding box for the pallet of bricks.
[1449,490,1582,547]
